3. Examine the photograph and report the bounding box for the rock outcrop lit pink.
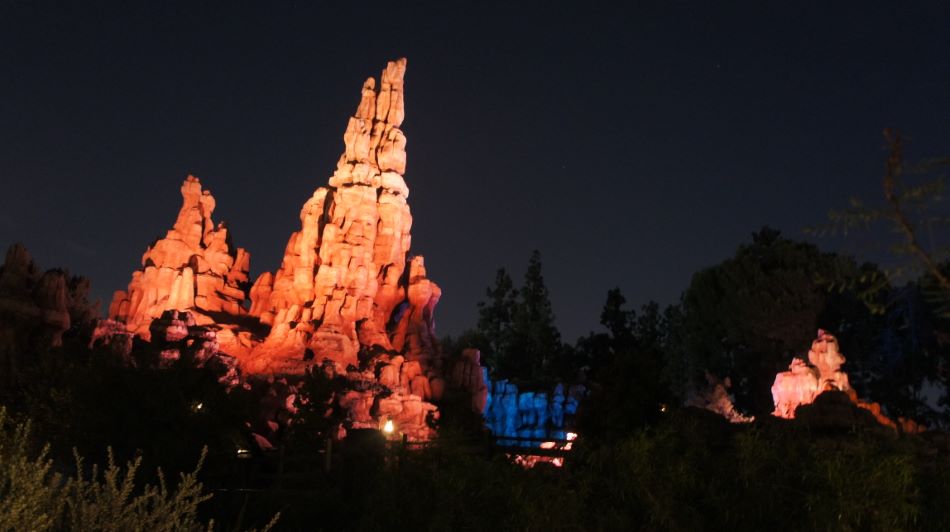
[771,329,924,433]
[771,330,849,418]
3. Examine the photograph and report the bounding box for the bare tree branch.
[882,128,950,293]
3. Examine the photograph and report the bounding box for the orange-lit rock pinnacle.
[246,58,442,373]
[109,175,251,339]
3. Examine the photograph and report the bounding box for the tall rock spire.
[248,58,441,373]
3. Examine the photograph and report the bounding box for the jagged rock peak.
[247,58,441,374]
[110,176,250,338]
[335,57,409,186]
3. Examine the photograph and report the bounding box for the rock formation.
[447,348,586,445]
[771,330,852,417]
[771,329,924,433]
[0,244,72,385]
[450,348,489,413]
[687,372,754,423]
[246,57,442,375]
[482,374,585,445]
[771,357,822,418]
[109,175,251,340]
[100,58,444,441]
[0,244,102,385]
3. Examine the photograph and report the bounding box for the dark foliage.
[576,289,677,442]
[450,250,577,385]
[0,337,255,483]
[678,227,885,416]
[208,409,950,531]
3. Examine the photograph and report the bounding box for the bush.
[0,407,277,531]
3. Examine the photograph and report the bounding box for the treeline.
[445,227,950,428]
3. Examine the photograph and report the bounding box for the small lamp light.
[383,418,395,435]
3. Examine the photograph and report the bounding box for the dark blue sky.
[1,1,948,341]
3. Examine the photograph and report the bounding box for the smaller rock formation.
[447,348,587,444]
[449,348,489,412]
[0,244,70,342]
[687,372,754,423]
[771,329,924,433]
[483,375,585,447]
[0,244,96,386]
[771,357,821,418]
[109,176,250,340]
[771,330,851,418]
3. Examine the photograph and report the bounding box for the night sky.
[2,2,948,341]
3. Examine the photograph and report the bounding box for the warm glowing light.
[540,441,556,449]
[236,448,251,459]
[566,432,577,441]
[383,419,395,434]
[192,402,204,412]
[660,403,668,413]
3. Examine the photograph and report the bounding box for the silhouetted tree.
[474,268,518,369]
[817,130,950,307]
[813,131,950,425]
[464,251,572,382]
[506,250,562,381]
[289,361,350,448]
[577,289,675,441]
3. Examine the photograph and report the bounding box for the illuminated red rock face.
[109,176,251,340]
[246,58,442,374]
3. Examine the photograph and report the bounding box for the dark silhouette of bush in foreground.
[0,407,279,531]
[198,408,950,531]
